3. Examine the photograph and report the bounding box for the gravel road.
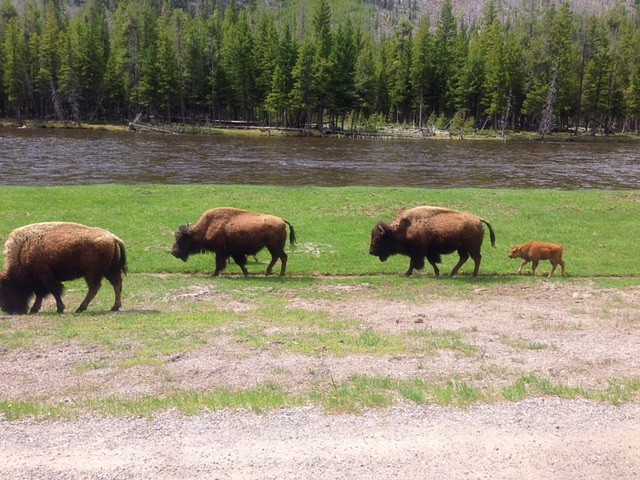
[2,398,639,479]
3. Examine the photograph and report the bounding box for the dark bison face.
[369,222,394,261]
[0,276,32,314]
[172,226,193,262]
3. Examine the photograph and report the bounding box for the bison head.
[0,275,33,314]
[369,222,395,261]
[508,246,523,258]
[172,225,195,262]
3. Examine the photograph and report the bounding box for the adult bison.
[172,208,296,277]
[369,206,496,277]
[0,222,127,314]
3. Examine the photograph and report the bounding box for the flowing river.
[1,127,638,188]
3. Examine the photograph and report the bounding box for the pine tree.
[103,0,158,117]
[38,0,67,120]
[290,38,316,129]
[312,0,333,132]
[447,23,472,122]
[374,35,392,118]
[155,2,179,120]
[388,19,413,123]
[354,37,377,121]
[133,1,160,113]
[253,11,279,116]
[582,15,612,133]
[3,18,28,117]
[623,27,640,131]
[221,9,256,120]
[264,64,288,125]
[0,0,19,116]
[432,0,457,116]
[181,11,210,118]
[410,18,432,127]
[328,19,357,128]
[59,22,81,123]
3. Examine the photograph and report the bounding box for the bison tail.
[481,220,496,247]
[115,239,128,274]
[284,221,297,247]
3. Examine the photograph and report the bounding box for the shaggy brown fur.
[0,222,127,314]
[369,206,496,277]
[509,241,565,277]
[172,208,296,276]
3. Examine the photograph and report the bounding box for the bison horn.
[378,224,386,235]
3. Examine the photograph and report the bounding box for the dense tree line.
[1,0,640,134]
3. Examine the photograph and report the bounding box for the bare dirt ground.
[1,280,640,479]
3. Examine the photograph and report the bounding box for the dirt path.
[1,280,639,478]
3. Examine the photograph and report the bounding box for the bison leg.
[213,253,228,276]
[425,260,440,277]
[265,249,287,276]
[559,260,566,276]
[470,251,483,277]
[531,259,539,276]
[232,254,250,277]
[77,277,102,313]
[35,275,65,313]
[105,271,124,311]
[517,259,528,274]
[406,255,427,277]
[29,293,45,314]
[52,291,65,313]
[278,251,288,276]
[42,279,66,313]
[450,250,471,277]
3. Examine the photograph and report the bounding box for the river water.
[0,127,638,188]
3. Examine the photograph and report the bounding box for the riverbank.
[2,118,639,142]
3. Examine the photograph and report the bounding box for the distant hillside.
[369,0,637,21]
[10,0,638,24]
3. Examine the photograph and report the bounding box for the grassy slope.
[1,185,638,277]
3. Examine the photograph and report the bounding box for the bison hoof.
[111,305,121,312]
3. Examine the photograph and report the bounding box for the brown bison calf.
[0,222,127,314]
[369,206,496,277]
[508,241,565,277]
[172,208,296,276]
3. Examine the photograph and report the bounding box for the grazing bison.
[172,208,296,277]
[0,222,127,314]
[509,241,565,277]
[369,206,496,277]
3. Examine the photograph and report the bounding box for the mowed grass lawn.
[1,185,639,277]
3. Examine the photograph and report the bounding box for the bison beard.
[369,206,496,277]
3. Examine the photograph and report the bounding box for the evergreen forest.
[1,0,640,135]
